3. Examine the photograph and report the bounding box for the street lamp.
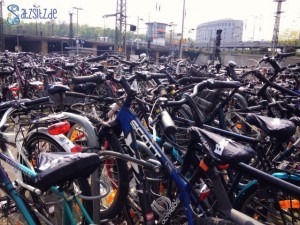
[179,0,186,59]
[136,16,144,49]
[168,22,177,57]
[103,14,117,44]
[233,33,238,53]
[73,6,83,55]
[33,4,40,36]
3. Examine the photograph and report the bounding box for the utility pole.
[136,16,143,49]
[33,4,40,36]
[69,12,74,49]
[73,6,83,55]
[115,0,127,55]
[0,0,5,51]
[179,0,186,59]
[272,0,286,51]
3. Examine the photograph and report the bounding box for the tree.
[279,29,300,46]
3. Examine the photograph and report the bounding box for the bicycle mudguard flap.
[34,152,100,192]
[246,114,296,141]
[188,127,255,164]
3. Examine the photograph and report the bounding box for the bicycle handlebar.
[72,72,107,84]
[0,97,50,130]
[65,91,115,103]
[166,79,241,106]
[275,52,296,60]
[85,52,109,63]
[23,97,50,107]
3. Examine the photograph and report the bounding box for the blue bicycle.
[102,75,262,225]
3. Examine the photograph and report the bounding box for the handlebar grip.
[85,52,109,62]
[72,73,106,84]
[159,86,168,97]
[206,80,241,89]
[237,105,262,112]
[147,73,168,79]
[65,91,88,99]
[24,97,50,107]
[120,76,134,95]
[65,91,114,103]
[276,52,296,59]
[161,110,177,135]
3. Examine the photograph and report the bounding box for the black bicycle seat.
[45,69,56,75]
[34,152,100,192]
[47,84,71,95]
[246,114,296,141]
[73,82,97,93]
[188,127,255,164]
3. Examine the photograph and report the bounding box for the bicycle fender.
[25,127,75,152]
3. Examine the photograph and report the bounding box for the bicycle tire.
[3,90,16,101]
[93,83,115,98]
[171,104,194,153]
[98,130,129,219]
[224,93,250,134]
[22,133,93,225]
[234,181,300,224]
[196,217,237,225]
[0,187,42,225]
[66,121,130,220]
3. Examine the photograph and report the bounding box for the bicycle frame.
[116,103,208,225]
[0,107,99,225]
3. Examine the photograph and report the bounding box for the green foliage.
[279,29,300,46]
[3,20,115,41]
[3,20,147,42]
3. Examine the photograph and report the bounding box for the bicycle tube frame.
[0,162,37,225]
[117,104,203,225]
[0,151,94,225]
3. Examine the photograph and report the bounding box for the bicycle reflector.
[71,145,83,153]
[280,199,300,209]
[48,121,71,135]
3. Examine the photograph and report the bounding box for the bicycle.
[98,76,262,225]
[0,97,102,225]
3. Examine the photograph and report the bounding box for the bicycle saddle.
[34,152,100,192]
[188,127,255,164]
[64,63,75,70]
[45,69,56,75]
[47,84,71,95]
[246,114,296,141]
[73,82,97,93]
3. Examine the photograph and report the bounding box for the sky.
[2,0,300,41]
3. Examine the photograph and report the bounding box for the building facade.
[195,19,243,47]
[146,22,168,46]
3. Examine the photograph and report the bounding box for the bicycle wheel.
[170,104,194,153]
[67,122,130,220]
[0,188,41,225]
[67,123,89,148]
[22,133,93,225]
[3,90,16,101]
[98,130,129,219]
[196,217,237,225]
[92,82,115,98]
[224,93,250,135]
[235,182,300,224]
